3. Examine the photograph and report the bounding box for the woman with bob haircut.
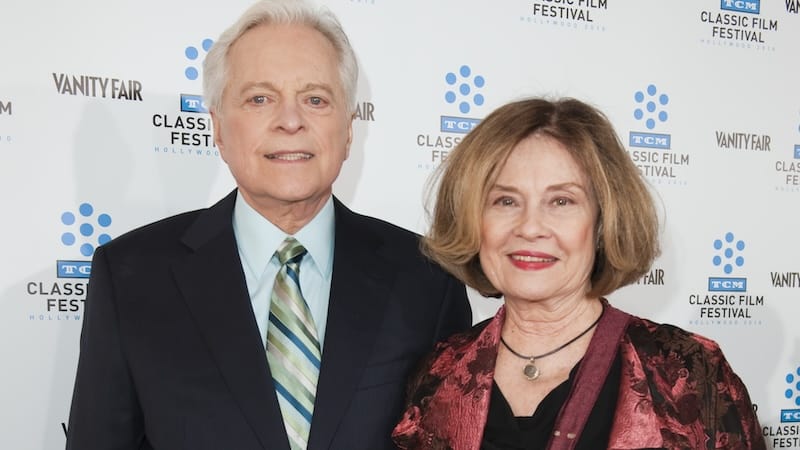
[392,97,765,449]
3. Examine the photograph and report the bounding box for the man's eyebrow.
[236,81,335,96]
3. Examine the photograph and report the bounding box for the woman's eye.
[493,196,515,207]
[250,96,266,104]
[554,198,571,206]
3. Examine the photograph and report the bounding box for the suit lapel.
[308,198,395,450]
[171,191,289,450]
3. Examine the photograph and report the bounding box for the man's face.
[212,23,353,218]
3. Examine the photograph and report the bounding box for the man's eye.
[309,96,326,106]
[251,96,266,104]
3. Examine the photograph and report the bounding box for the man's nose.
[273,100,304,133]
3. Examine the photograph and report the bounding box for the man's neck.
[240,190,332,235]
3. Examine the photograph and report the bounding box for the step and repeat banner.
[1,0,799,448]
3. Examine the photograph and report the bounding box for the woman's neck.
[501,296,603,347]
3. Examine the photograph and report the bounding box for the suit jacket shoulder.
[331,197,434,269]
[101,190,236,259]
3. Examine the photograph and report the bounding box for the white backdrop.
[2,0,799,448]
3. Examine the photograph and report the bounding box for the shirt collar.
[232,191,335,279]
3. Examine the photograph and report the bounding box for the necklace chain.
[500,306,604,364]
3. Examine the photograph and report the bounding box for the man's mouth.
[266,152,313,161]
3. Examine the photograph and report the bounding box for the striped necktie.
[267,237,321,450]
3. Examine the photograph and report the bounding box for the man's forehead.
[223,24,344,94]
[232,22,334,52]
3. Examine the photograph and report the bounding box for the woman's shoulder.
[406,314,500,390]
[624,313,725,360]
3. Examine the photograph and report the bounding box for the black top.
[481,353,621,449]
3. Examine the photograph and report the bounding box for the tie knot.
[276,237,307,266]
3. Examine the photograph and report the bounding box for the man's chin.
[242,188,332,209]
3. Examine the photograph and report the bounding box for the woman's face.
[479,134,599,305]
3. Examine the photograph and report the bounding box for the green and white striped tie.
[266,237,321,450]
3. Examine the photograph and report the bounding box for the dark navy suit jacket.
[66,190,471,449]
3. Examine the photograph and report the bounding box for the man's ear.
[211,110,227,162]
[345,112,355,160]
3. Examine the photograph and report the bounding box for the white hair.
[203,0,358,114]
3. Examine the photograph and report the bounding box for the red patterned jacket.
[392,303,766,450]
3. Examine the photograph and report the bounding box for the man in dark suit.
[64,1,471,449]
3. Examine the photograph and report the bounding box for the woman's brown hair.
[423,97,661,298]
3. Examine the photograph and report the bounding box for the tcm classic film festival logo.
[769,133,800,285]
[415,64,486,170]
[627,84,689,185]
[521,0,610,31]
[761,365,800,448]
[699,0,780,50]
[774,115,800,192]
[152,38,217,158]
[687,232,766,326]
[25,203,113,321]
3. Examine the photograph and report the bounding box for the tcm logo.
[440,65,485,134]
[707,278,746,291]
[708,232,747,292]
[781,365,800,422]
[721,0,760,14]
[180,94,207,114]
[180,38,213,113]
[57,261,91,278]
[0,101,10,115]
[57,203,113,279]
[629,84,671,150]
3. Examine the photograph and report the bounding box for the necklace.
[500,307,604,381]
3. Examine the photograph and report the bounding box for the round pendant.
[523,362,540,380]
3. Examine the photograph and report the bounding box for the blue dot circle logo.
[712,232,745,274]
[444,65,485,114]
[184,38,214,81]
[60,203,113,257]
[633,84,669,130]
[786,367,800,406]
